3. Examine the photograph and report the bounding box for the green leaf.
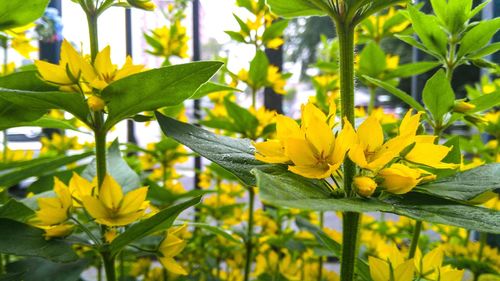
[232,14,250,35]
[110,196,201,256]
[184,222,242,244]
[0,152,93,188]
[0,89,91,126]
[407,5,448,58]
[254,169,500,233]
[359,42,387,78]
[249,50,269,88]
[224,97,259,137]
[0,71,57,92]
[0,218,78,262]
[266,0,326,18]
[0,116,83,132]
[82,140,140,192]
[355,0,407,24]
[190,82,241,100]
[396,35,441,57]
[0,200,35,222]
[262,20,289,42]
[155,112,272,187]
[414,164,500,203]
[6,258,89,281]
[0,0,50,30]
[422,70,455,124]
[102,61,223,130]
[469,90,500,113]
[296,217,371,281]
[458,18,500,59]
[0,99,47,130]
[385,61,440,79]
[224,31,247,43]
[467,42,500,60]
[363,76,426,112]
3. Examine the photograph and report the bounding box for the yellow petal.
[304,117,333,157]
[159,257,188,275]
[99,175,123,210]
[378,164,421,194]
[53,177,72,210]
[301,102,327,129]
[60,40,82,79]
[399,110,422,137]
[81,196,109,220]
[394,260,415,281]
[114,56,144,80]
[369,257,390,281]
[159,234,186,257]
[405,143,458,169]
[254,140,289,163]
[120,187,148,214]
[95,211,144,226]
[349,143,369,168]
[285,138,317,166]
[276,115,302,140]
[331,118,357,164]
[288,164,331,179]
[94,46,115,77]
[35,60,72,85]
[358,116,384,152]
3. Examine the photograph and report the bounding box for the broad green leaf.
[0,152,93,188]
[224,98,259,138]
[467,42,500,60]
[0,272,25,281]
[422,70,455,124]
[266,0,326,18]
[0,71,57,91]
[458,18,500,58]
[408,5,448,58]
[262,20,289,42]
[102,61,223,130]
[146,179,212,207]
[385,61,440,79]
[359,42,387,78]
[469,91,500,113]
[6,258,89,281]
[396,35,441,57]
[184,222,242,244]
[468,0,491,20]
[110,196,201,255]
[190,82,241,100]
[0,199,35,222]
[249,50,269,88]
[296,217,371,281]
[82,140,140,192]
[354,0,407,24]
[156,112,272,187]
[0,218,78,262]
[0,0,50,30]
[363,76,426,112]
[0,89,91,126]
[232,14,250,35]
[414,164,500,203]
[0,116,83,132]
[225,31,247,43]
[0,99,47,130]
[254,169,500,233]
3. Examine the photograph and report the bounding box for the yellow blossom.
[266,65,286,94]
[369,244,415,281]
[68,172,96,207]
[41,224,74,239]
[158,225,188,275]
[81,174,148,226]
[378,163,421,194]
[354,176,377,197]
[87,95,106,111]
[35,40,83,86]
[34,178,73,225]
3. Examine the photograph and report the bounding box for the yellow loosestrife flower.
[378,163,421,194]
[414,247,463,280]
[158,225,188,275]
[87,95,106,111]
[369,245,415,281]
[81,174,148,226]
[255,102,356,179]
[68,172,96,207]
[35,178,73,225]
[81,46,144,90]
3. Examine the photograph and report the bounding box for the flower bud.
[378,164,421,194]
[127,0,155,11]
[353,176,377,197]
[453,100,476,113]
[87,95,106,111]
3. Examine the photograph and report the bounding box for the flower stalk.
[243,186,255,281]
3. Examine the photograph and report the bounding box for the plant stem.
[251,87,257,108]
[318,212,324,281]
[102,251,116,281]
[94,117,107,188]
[408,220,422,259]
[243,187,255,281]
[86,12,99,63]
[336,21,360,281]
[478,232,487,262]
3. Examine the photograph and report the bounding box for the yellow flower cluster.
[145,21,189,60]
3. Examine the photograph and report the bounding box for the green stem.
[70,217,101,245]
[368,86,376,114]
[478,232,487,262]
[102,251,116,281]
[243,187,255,281]
[2,130,7,160]
[335,20,360,281]
[318,212,324,281]
[251,87,257,108]
[86,12,99,63]
[94,118,107,188]
[408,220,423,259]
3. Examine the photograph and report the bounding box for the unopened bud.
[127,0,155,11]
[353,176,377,197]
[453,100,476,113]
[87,95,106,111]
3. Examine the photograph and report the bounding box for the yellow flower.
[349,115,410,171]
[386,55,399,70]
[378,163,421,194]
[81,46,144,90]
[266,65,286,94]
[34,178,73,226]
[127,0,155,10]
[404,140,458,169]
[81,174,148,226]
[369,244,415,281]
[41,224,74,239]
[68,172,96,207]
[87,95,106,111]
[254,114,301,163]
[11,33,37,59]
[158,225,188,275]
[414,247,445,279]
[453,100,476,113]
[266,37,284,49]
[35,40,83,86]
[104,228,117,243]
[354,176,377,197]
